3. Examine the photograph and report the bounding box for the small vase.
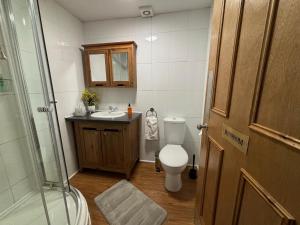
[88,105,96,113]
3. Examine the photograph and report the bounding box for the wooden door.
[195,0,299,225]
[81,128,102,168]
[101,128,125,171]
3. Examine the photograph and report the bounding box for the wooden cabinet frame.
[84,49,110,87]
[72,118,141,179]
[82,41,137,88]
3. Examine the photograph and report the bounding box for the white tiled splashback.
[84,8,211,164]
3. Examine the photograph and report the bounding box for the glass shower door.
[0,0,72,224]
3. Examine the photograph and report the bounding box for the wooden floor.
[70,162,197,225]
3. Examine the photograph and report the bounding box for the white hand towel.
[145,115,159,140]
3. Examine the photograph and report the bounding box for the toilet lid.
[159,145,188,167]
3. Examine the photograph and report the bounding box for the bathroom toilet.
[159,117,188,192]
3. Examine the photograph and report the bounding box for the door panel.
[211,0,243,117]
[196,0,299,224]
[101,129,124,170]
[233,169,294,225]
[250,0,300,149]
[208,0,225,71]
[200,136,224,225]
[82,129,101,168]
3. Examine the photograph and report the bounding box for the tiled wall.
[0,21,34,213]
[39,0,84,176]
[84,9,211,164]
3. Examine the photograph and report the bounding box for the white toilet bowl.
[159,144,188,192]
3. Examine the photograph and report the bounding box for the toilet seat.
[159,144,188,168]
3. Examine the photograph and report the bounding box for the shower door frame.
[0,0,72,224]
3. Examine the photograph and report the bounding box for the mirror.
[111,52,129,81]
[89,53,107,82]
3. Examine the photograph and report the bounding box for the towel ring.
[146,107,157,117]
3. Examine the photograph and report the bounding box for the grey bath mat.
[95,180,167,225]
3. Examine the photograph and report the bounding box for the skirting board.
[66,160,199,184]
[69,170,79,179]
[64,170,80,186]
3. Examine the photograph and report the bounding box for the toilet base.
[165,173,182,192]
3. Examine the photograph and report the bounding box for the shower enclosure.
[0,0,89,224]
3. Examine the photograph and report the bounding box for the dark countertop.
[65,112,142,124]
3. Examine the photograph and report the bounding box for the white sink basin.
[91,111,126,118]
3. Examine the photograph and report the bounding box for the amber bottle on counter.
[127,103,132,118]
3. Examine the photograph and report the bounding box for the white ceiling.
[55,0,212,22]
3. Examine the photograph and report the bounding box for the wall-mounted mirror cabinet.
[82,41,137,88]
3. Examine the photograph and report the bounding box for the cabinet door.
[84,49,110,87]
[81,128,102,168]
[109,48,132,87]
[101,128,124,170]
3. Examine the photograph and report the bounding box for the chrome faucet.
[108,105,118,112]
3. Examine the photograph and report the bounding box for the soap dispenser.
[127,103,132,118]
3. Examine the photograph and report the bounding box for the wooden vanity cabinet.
[73,119,140,179]
[82,41,137,88]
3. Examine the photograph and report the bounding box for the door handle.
[37,106,53,112]
[197,123,208,130]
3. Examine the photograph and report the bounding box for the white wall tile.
[11,177,32,201]
[153,91,169,117]
[168,62,189,90]
[188,8,211,29]
[152,11,188,33]
[151,32,171,62]
[152,63,169,91]
[19,51,42,94]
[0,95,25,144]
[185,61,207,91]
[133,91,154,114]
[0,189,14,212]
[137,63,152,91]
[133,17,152,35]
[169,31,189,61]
[165,91,189,116]
[55,92,82,175]
[0,155,10,192]
[185,91,204,117]
[135,34,151,64]
[0,138,30,186]
[187,29,209,61]
[50,60,84,93]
